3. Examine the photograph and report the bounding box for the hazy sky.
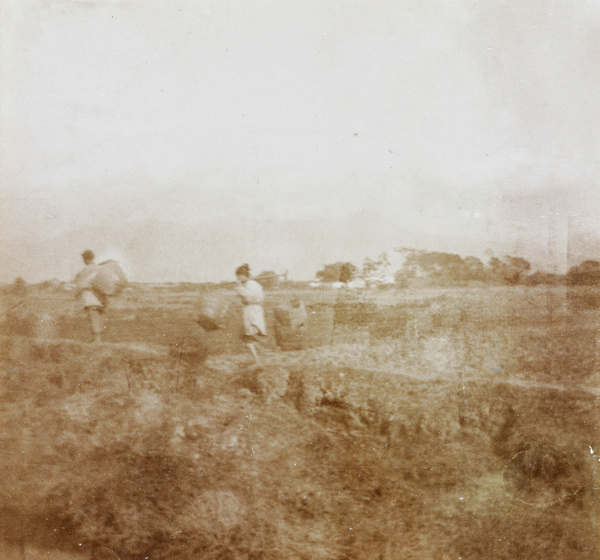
[1,0,599,280]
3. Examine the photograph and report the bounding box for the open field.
[0,284,598,559]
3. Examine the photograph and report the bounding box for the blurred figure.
[235,264,267,367]
[73,250,106,343]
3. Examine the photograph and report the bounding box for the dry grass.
[0,285,598,559]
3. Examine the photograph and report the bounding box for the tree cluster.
[566,260,600,285]
[316,262,358,283]
[315,254,391,284]
[362,252,391,280]
[316,251,537,286]
[396,250,532,285]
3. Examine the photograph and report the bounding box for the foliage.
[401,250,467,280]
[316,262,357,283]
[463,255,486,280]
[566,260,600,285]
[362,252,390,280]
[488,255,531,284]
[522,271,564,286]
[338,262,355,284]
[397,249,533,284]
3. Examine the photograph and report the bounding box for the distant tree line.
[398,250,532,285]
[315,250,600,287]
[6,256,600,292]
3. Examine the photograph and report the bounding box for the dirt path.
[3,335,598,398]
[1,335,170,358]
[254,347,600,398]
[484,376,600,397]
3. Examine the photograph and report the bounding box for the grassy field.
[0,284,598,559]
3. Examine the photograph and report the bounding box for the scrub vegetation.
[0,283,598,559]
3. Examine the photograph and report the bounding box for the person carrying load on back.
[73,250,107,343]
[235,264,267,368]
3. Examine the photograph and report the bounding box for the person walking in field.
[235,264,267,368]
[73,250,106,343]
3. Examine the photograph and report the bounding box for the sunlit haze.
[1,0,598,282]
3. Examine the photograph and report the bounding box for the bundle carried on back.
[91,260,129,296]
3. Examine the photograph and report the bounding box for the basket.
[273,306,292,327]
[91,260,128,296]
[196,291,233,331]
[275,323,305,350]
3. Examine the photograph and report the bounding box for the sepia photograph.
[1,1,598,558]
